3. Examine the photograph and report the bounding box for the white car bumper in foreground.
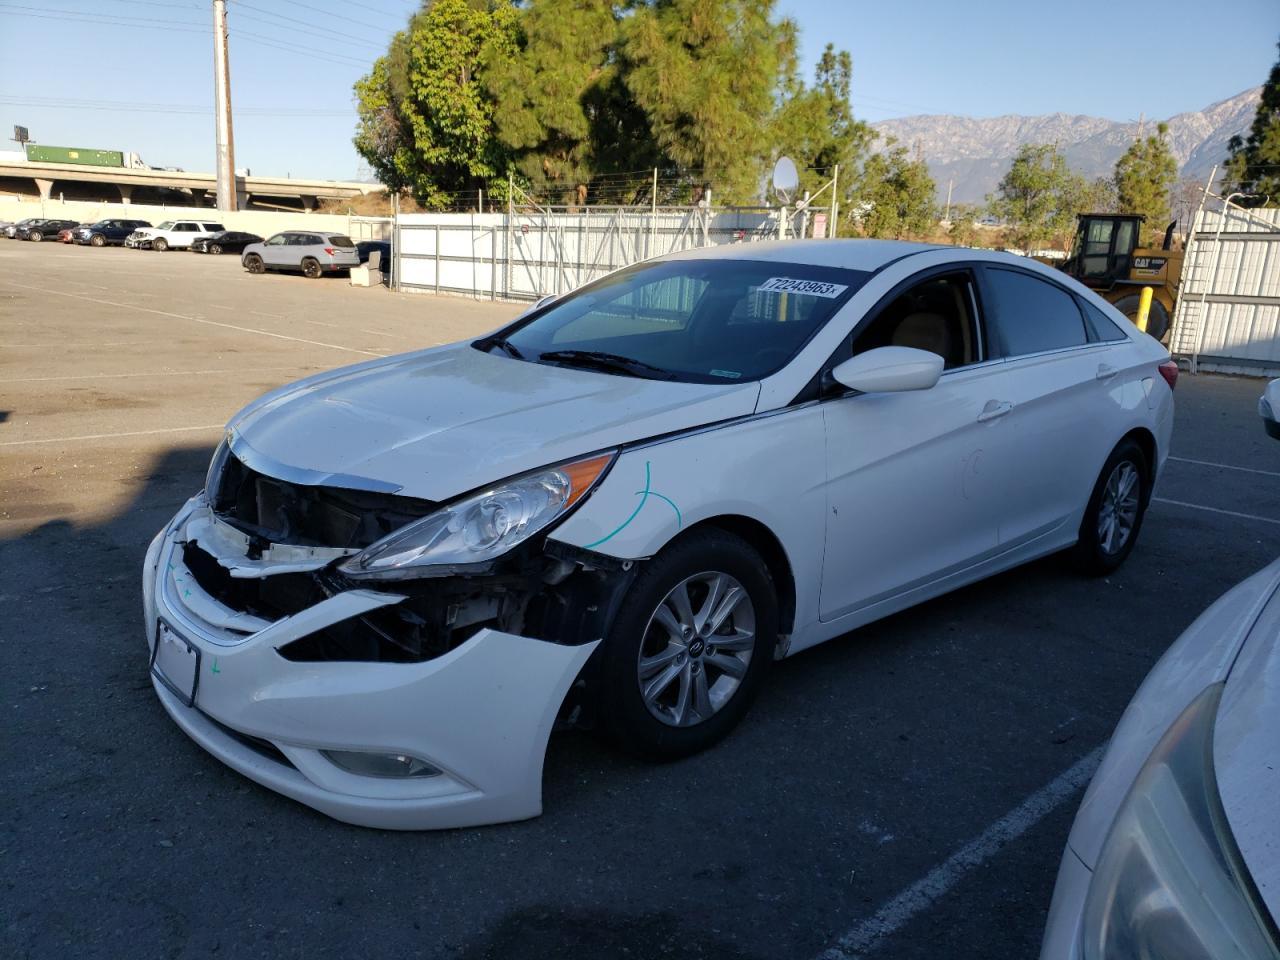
[142,501,597,830]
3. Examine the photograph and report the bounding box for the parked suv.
[242,231,361,278]
[128,219,226,251]
[75,219,152,247]
[18,219,79,242]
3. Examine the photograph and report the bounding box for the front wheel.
[243,253,265,274]
[90,233,106,247]
[301,257,322,279]
[1074,438,1150,575]
[209,243,223,255]
[29,231,42,242]
[596,529,777,759]
[153,237,168,252]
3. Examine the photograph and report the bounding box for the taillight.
[323,247,336,255]
[1157,360,1178,390]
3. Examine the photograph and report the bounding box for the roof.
[666,238,942,271]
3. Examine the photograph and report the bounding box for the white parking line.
[0,366,311,384]
[0,280,386,358]
[1168,456,1280,479]
[817,746,1104,960]
[0,425,225,447]
[1152,497,1280,526]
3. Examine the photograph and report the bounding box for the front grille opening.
[278,602,491,664]
[183,540,327,620]
[210,452,436,549]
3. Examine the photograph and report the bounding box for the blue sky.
[0,0,1276,181]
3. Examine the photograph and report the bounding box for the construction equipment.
[1055,213,1182,342]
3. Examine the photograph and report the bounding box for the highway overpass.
[0,158,383,211]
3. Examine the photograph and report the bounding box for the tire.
[153,237,168,252]
[29,231,42,242]
[595,528,778,760]
[209,243,222,255]
[301,257,322,279]
[244,253,265,275]
[1113,293,1170,343]
[1073,438,1150,576]
[90,233,106,247]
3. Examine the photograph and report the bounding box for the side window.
[985,268,1089,357]
[851,272,981,370]
[1080,298,1129,342]
[176,223,198,232]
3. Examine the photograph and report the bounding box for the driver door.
[819,269,1012,621]
[261,234,290,266]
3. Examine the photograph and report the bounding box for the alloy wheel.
[637,571,755,727]
[1097,460,1140,555]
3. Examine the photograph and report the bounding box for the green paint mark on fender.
[211,658,220,675]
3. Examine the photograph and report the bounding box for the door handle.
[977,399,1013,422]
[1096,363,1118,381]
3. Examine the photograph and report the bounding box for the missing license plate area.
[152,620,200,706]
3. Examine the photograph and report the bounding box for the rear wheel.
[1073,438,1150,575]
[1113,293,1170,343]
[301,257,322,279]
[90,233,106,247]
[209,243,223,255]
[244,253,265,274]
[153,237,168,252]
[596,529,777,760]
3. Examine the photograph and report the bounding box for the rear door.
[819,267,1014,621]
[977,265,1126,550]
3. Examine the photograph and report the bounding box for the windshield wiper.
[482,336,525,360]
[536,349,675,380]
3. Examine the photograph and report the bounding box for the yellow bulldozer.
[1054,213,1183,342]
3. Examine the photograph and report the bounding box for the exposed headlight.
[340,452,615,579]
[1082,684,1280,959]
[204,433,232,499]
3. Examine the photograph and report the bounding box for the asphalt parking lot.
[3,239,1279,960]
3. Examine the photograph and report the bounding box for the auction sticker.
[758,277,848,298]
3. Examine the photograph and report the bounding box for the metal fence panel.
[393,206,782,302]
[1171,204,1280,373]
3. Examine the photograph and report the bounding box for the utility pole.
[944,179,953,222]
[212,0,237,211]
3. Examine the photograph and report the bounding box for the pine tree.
[1224,42,1280,204]
[485,0,658,203]
[988,144,1087,252]
[621,0,795,204]
[1114,122,1178,245]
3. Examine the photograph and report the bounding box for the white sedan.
[143,240,1175,829]
[1041,385,1280,959]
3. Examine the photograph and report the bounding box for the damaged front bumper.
[142,497,599,830]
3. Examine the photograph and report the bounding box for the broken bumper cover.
[142,499,598,830]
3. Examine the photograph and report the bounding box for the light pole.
[212,0,237,211]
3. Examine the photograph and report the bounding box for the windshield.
[156,221,174,229]
[327,234,355,248]
[495,259,869,383]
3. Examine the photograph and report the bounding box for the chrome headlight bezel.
[1082,683,1280,959]
[339,450,616,581]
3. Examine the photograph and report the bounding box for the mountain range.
[871,87,1261,205]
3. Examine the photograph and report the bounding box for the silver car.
[1040,383,1280,959]
[241,231,361,278]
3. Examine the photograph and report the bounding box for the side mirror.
[1261,379,1280,440]
[831,346,945,394]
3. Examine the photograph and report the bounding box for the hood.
[1214,579,1280,926]
[229,343,760,502]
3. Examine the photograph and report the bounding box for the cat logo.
[1133,257,1166,273]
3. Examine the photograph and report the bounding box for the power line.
[0,2,204,28]
[229,1,388,50]
[234,31,371,68]
[1,95,353,117]
[0,6,205,33]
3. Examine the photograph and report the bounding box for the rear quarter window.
[1080,299,1131,342]
[985,267,1089,357]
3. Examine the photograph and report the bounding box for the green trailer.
[24,144,125,167]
